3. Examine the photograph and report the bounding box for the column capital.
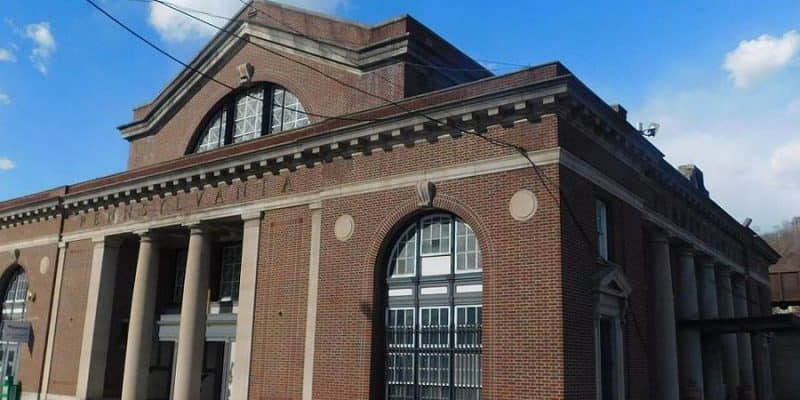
[183,221,214,235]
[134,229,157,242]
[241,210,263,222]
[91,235,122,248]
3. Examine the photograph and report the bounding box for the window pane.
[233,88,264,143]
[281,91,309,130]
[455,220,481,272]
[196,110,227,153]
[421,215,451,256]
[270,88,309,133]
[420,307,449,348]
[419,353,450,400]
[389,226,417,277]
[387,308,415,348]
[219,244,243,301]
[455,306,482,399]
[596,200,609,260]
[2,271,27,321]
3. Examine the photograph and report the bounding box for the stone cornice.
[0,76,568,228]
[0,68,779,263]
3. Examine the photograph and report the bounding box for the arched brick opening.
[362,192,495,399]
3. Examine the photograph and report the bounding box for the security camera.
[638,122,660,137]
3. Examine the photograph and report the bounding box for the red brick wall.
[0,243,59,393]
[127,45,408,169]
[249,206,311,400]
[47,239,93,396]
[559,165,652,399]
[304,164,564,399]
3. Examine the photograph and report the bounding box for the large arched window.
[193,83,309,153]
[385,213,482,400]
[0,268,27,377]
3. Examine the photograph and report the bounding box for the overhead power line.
[86,0,598,259]
[86,0,375,123]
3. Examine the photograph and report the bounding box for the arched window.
[193,84,309,153]
[385,213,482,400]
[0,268,28,378]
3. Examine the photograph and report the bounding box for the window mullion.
[414,219,421,400]
[449,216,456,400]
[263,84,273,136]
[224,98,235,146]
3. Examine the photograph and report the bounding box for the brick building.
[0,1,782,399]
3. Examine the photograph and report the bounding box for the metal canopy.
[679,314,800,334]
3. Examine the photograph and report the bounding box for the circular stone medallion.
[334,214,355,242]
[39,256,51,275]
[509,189,538,221]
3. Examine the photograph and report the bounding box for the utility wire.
[86,0,378,124]
[87,0,599,265]
[147,0,599,258]
[98,0,768,314]
[93,0,772,356]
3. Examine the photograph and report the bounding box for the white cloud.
[23,22,56,75]
[633,83,800,231]
[786,97,800,116]
[0,158,15,171]
[148,0,346,42]
[771,141,800,182]
[0,92,9,105]
[0,48,15,62]
[723,30,800,88]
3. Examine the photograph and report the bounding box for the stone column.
[173,223,212,400]
[716,267,740,400]
[698,257,723,400]
[732,274,755,400]
[77,237,121,399]
[302,203,323,400]
[649,229,680,400]
[121,232,160,400]
[230,212,262,400]
[40,242,67,398]
[676,247,704,399]
[757,285,774,400]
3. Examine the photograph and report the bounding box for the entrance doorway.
[200,341,233,400]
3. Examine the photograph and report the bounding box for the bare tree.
[763,217,800,256]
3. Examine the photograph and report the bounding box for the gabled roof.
[118,0,490,140]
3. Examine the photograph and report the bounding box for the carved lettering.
[214,189,225,205]
[282,177,292,193]
[125,205,136,221]
[236,181,247,201]
[194,190,205,207]
[159,197,169,214]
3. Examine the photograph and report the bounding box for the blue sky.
[0,0,799,231]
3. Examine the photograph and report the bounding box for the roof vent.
[678,164,708,197]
